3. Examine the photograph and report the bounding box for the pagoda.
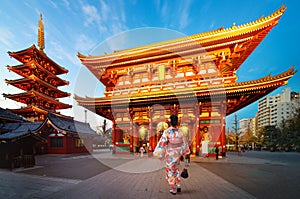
[3,14,71,122]
[75,6,296,155]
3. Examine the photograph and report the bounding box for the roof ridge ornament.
[38,13,45,52]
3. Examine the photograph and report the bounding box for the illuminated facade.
[76,6,296,155]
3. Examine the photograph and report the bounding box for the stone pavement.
[0,151,262,199]
[0,169,81,199]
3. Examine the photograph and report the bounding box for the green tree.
[96,120,112,147]
[261,125,280,150]
[285,108,300,150]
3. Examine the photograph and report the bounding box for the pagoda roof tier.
[6,64,69,87]
[75,66,296,119]
[3,90,72,111]
[5,75,70,98]
[7,105,49,118]
[8,45,68,75]
[78,6,286,85]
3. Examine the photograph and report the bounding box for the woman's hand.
[180,155,184,161]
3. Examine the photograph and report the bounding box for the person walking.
[153,114,190,195]
[215,146,219,160]
[185,153,190,166]
[139,146,145,158]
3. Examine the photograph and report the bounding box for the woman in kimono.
[154,114,190,195]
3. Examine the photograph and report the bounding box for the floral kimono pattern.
[154,127,190,189]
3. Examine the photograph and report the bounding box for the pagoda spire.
[38,13,45,52]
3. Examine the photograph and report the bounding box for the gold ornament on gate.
[139,126,148,141]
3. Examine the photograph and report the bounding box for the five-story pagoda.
[3,14,71,122]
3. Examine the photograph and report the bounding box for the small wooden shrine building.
[42,112,95,154]
[0,108,95,169]
[76,6,295,155]
[0,108,45,169]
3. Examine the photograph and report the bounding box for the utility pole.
[84,109,87,123]
[232,113,239,151]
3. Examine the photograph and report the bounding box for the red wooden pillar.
[149,117,156,150]
[112,121,116,145]
[133,125,139,153]
[221,118,226,154]
[195,103,201,155]
[130,120,133,152]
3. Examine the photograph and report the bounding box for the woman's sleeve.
[153,130,168,159]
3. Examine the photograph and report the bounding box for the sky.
[0,0,299,130]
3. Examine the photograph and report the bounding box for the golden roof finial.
[38,13,45,52]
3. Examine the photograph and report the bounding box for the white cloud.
[161,1,168,19]
[62,0,71,10]
[81,0,127,38]
[82,4,101,27]
[48,0,58,9]
[99,0,110,22]
[178,0,193,29]
[75,34,95,53]
[156,0,193,30]
[48,40,79,66]
[0,27,15,48]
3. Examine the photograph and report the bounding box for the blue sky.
[0,0,299,130]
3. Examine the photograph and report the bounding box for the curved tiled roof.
[0,122,43,140]
[0,112,95,141]
[6,63,69,87]
[74,66,296,118]
[78,6,286,62]
[3,90,72,110]
[8,45,68,75]
[5,76,70,98]
[0,107,26,122]
[47,113,96,135]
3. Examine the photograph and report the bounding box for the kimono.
[154,127,190,189]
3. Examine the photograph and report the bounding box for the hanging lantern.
[139,126,148,141]
[180,124,189,137]
[156,122,168,137]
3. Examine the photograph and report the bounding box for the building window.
[50,137,63,148]
[75,138,85,148]
[158,65,165,80]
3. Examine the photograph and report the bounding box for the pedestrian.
[215,146,219,160]
[148,145,153,157]
[185,153,190,166]
[135,145,139,155]
[153,114,190,195]
[238,146,242,155]
[139,146,145,158]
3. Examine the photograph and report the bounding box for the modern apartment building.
[258,94,280,129]
[239,116,258,138]
[239,118,251,135]
[257,88,300,130]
